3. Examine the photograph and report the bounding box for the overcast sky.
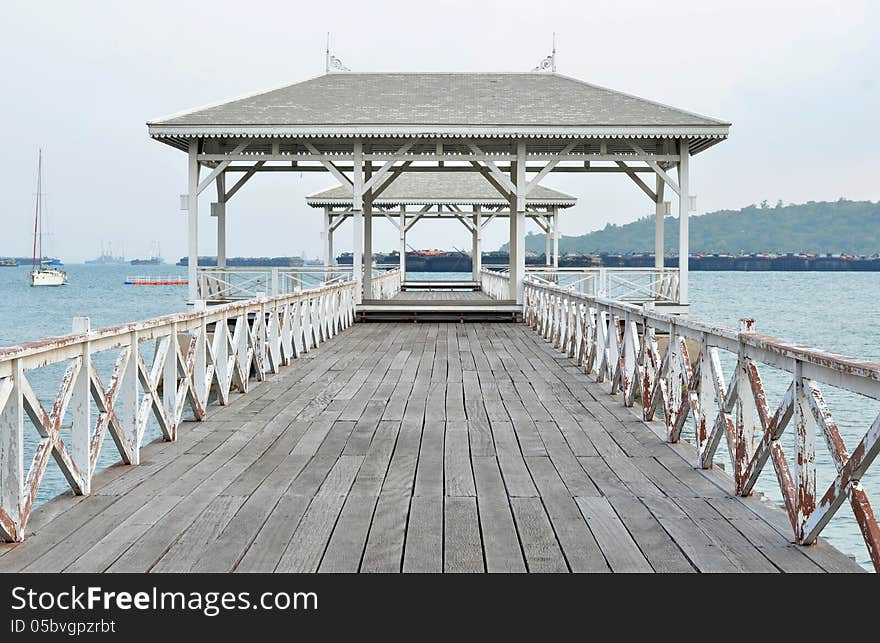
[2,0,877,262]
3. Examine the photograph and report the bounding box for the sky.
[1,0,877,262]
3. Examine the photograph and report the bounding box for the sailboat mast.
[38,151,43,269]
[32,150,42,271]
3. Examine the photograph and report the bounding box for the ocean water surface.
[1,266,877,569]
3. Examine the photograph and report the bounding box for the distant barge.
[177,256,304,267]
[336,251,880,271]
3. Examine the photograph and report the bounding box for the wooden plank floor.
[0,323,863,573]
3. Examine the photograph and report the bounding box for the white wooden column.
[552,207,559,269]
[677,140,691,305]
[327,224,334,267]
[512,141,527,303]
[508,185,517,299]
[186,139,200,303]
[655,175,666,270]
[545,216,552,266]
[352,140,363,303]
[399,205,406,281]
[363,161,373,300]
[472,205,481,281]
[322,206,332,267]
[214,174,227,269]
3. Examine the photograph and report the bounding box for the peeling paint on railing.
[0,280,358,542]
[523,275,880,571]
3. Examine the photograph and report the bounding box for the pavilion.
[304,172,577,281]
[147,71,730,305]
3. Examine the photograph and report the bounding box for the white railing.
[199,266,403,302]
[526,267,680,304]
[0,280,358,542]
[369,268,402,300]
[480,269,511,300]
[522,276,880,571]
[197,266,354,301]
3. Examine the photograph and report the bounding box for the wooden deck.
[0,322,862,573]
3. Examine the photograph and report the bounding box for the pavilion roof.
[305,172,576,208]
[148,72,730,144]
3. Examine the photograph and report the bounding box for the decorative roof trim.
[304,197,577,207]
[148,125,729,139]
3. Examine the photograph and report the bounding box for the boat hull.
[31,269,68,286]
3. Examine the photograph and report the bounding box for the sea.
[1,264,878,570]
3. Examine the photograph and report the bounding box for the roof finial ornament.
[325,32,350,73]
[531,32,557,72]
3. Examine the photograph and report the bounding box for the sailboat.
[30,149,67,287]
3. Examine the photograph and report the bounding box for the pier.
[0,70,877,574]
[0,271,877,572]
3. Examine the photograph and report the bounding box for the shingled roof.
[148,72,729,140]
[305,172,576,208]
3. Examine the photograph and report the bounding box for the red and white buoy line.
[124,276,188,286]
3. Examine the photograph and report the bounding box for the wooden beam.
[224,161,264,201]
[330,215,346,232]
[616,161,657,201]
[404,206,431,233]
[362,141,417,193]
[222,164,656,174]
[470,162,512,200]
[455,215,476,233]
[371,161,412,199]
[532,215,550,234]
[303,142,353,187]
[199,152,681,163]
[629,143,680,196]
[196,140,250,195]
[381,211,400,230]
[480,212,498,229]
[524,141,579,195]
[465,142,517,194]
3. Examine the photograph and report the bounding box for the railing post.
[794,359,817,542]
[163,321,179,439]
[733,318,758,490]
[215,312,230,401]
[622,311,636,403]
[115,329,141,465]
[697,333,713,459]
[70,317,92,495]
[271,268,279,296]
[598,268,607,298]
[194,300,208,408]
[300,294,312,352]
[311,292,321,345]
[0,359,24,541]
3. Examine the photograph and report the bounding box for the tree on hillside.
[507,200,880,255]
